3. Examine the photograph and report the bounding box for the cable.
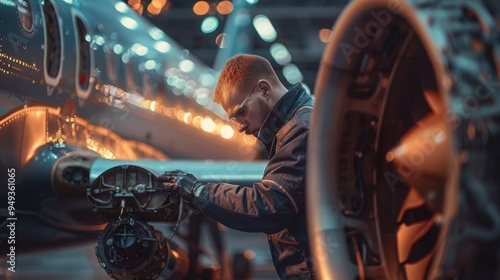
[351,235,366,280]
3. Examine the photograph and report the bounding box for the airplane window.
[42,0,62,80]
[16,0,34,32]
[75,16,91,90]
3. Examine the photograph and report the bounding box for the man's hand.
[157,169,203,206]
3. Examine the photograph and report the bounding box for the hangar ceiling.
[127,0,349,92]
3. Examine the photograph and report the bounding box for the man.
[159,54,315,279]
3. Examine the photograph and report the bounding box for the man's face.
[223,84,272,137]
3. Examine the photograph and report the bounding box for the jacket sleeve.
[193,124,308,234]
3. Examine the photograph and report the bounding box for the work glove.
[157,169,204,207]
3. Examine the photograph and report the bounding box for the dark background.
[131,0,350,92]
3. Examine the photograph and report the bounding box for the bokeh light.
[193,1,210,16]
[318,28,331,43]
[217,1,233,15]
[201,16,219,33]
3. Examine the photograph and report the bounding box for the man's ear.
[258,79,270,95]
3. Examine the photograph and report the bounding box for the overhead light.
[253,15,277,42]
[201,117,216,132]
[179,59,195,73]
[132,43,148,56]
[270,43,291,65]
[193,1,210,16]
[220,125,235,139]
[145,60,157,70]
[318,28,331,43]
[147,1,162,15]
[283,64,303,84]
[148,27,164,40]
[154,41,171,53]
[120,17,138,30]
[201,16,219,34]
[113,44,124,54]
[94,35,106,46]
[115,2,129,13]
[217,1,233,15]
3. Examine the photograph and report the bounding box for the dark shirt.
[194,83,315,279]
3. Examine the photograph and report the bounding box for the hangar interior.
[1,0,500,280]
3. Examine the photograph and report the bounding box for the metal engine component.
[88,165,188,280]
[96,216,188,280]
[86,161,267,279]
[307,0,500,279]
[87,165,182,221]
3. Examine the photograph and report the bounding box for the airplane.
[1,0,500,279]
[0,0,267,279]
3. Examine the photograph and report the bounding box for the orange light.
[155,0,167,6]
[128,0,140,6]
[131,3,144,15]
[216,0,233,15]
[244,250,256,259]
[137,4,144,15]
[318,28,331,43]
[148,1,162,15]
[193,1,210,16]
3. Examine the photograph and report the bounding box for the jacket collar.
[256,83,313,152]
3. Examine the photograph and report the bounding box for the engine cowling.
[307,0,500,279]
